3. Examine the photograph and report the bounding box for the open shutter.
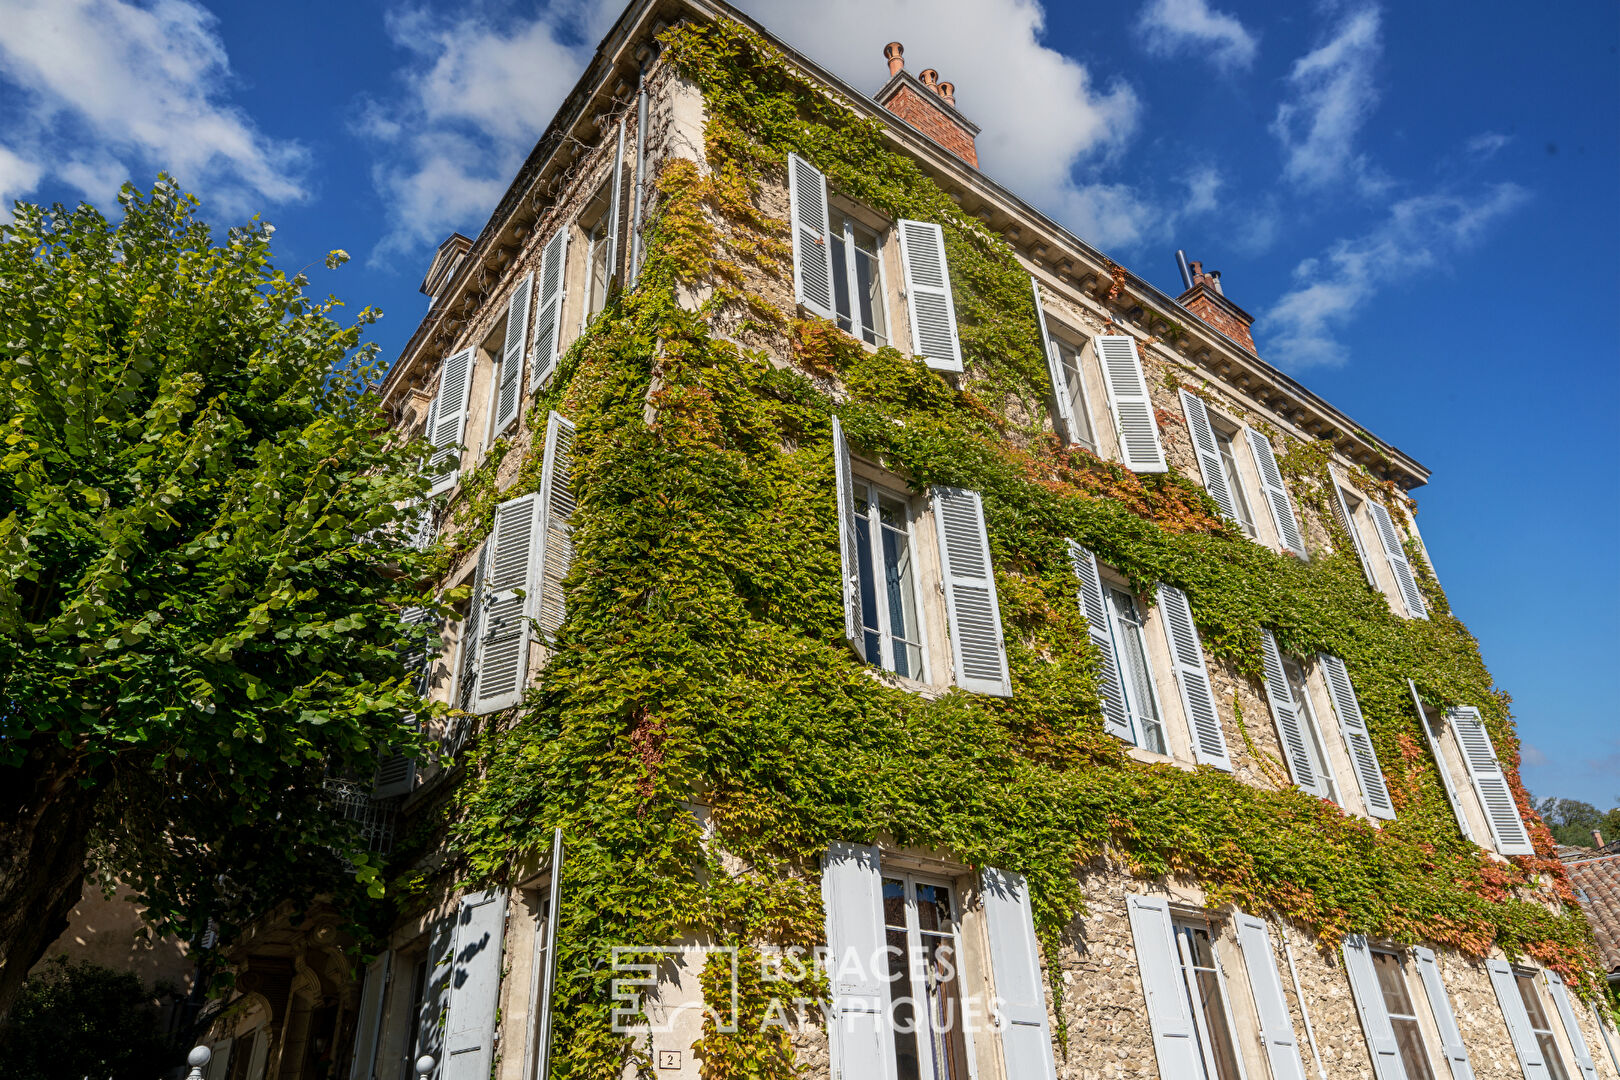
[532,829,563,1080]
[444,891,508,1080]
[428,349,475,495]
[1331,469,1379,587]
[1246,428,1306,557]
[1033,278,1077,444]
[1320,654,1395,819]
[1410,681,1477,844]
[898,219,963,372]
[1067,542,1131,742]
[457,543,491,716]
[606,120,625,287]
[832,417,864,660]
[1546,972,1601,1080]
[532,413,577,643]
[1343,935,1408,1080]
[1179,390,1238,521]
[932,487,1011,696]
[349,951,391,1080]
[203,1039,233,1080]
[1413,947,1476,1080]
[1259,630,1330,799]
[1367,501,1428,619]
[419,916,454,1080]
[493,274,532,437]
[787,152,836,320]
[1235,913,1308,1080]
[530,229,571,391]
[1126,895,1203,1077]
[1488,960,1550,1079]
[1095,335,1167,473]
[1447,707,1533,855]
[1157,584,1231,770]
[244,1028,270,1080]
[981,869,1057,1080]
[470,494,542,715]
[822,842,895,1080]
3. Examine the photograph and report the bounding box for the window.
[852,480,927,680]
[1050,335,1097,453]
[882,874,970,1080]
[829,211,889,346]
[1211,424,1256,537]
[1172,921,1245,1080]
[399,955,429,1080]
[1281,655,1339,804]
[579,183,615,328]
[1106,586,1168,755]
[1371,950,1437,1080]
[1514,970,1573,1080]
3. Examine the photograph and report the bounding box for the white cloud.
[1259,182,1527,367]
[1182,166,1222,216]
[1136,0,1258,71]
[0,0,307,212]
[0,142,43,222]
[1466,131,1511,159]
[1270,6,1386,193]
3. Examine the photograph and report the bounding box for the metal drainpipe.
[1280,923,1328,1080]
[628,51,652,290]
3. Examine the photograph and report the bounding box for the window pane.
[589,229,610,317]
[1372,951,1416,1016]
[882,876,907,929]
[879,496,921,680]
[921,934,968,1080]
[1536,1034,1572,1080]
[1174,926,1242,1080]
[1516,972,1554,1030]
[853,225,886,345]
[884,925,921,1080]
[855,489,882,662]
[1391,1018,1438,1080]
[1109,589,1166,754]
[1213,429,1256,535]
[914,883,952,933]
[1056,341,1096,450]
[829,225,853,333]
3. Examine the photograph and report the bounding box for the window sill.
[862,666,947,700]
[1125,745,1195,770]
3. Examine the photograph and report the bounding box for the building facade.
[196,2,1618,1079]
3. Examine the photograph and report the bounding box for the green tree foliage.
[0,958,185,1080]
[0,179,437,1016]
[1535,797,1620,848]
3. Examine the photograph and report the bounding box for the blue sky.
[0,0,1614,806]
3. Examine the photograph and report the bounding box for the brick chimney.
[1596,829,1607,849]
[1175,253,1257,354]
[874,42,980,168]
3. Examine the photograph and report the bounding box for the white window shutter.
[1319,654,1395,820]
[1095,335,1167,473]
[493,273,533,437]
[1126,894,1203,1077]
[1413,947,1477,1080]
[1156,584,1231,770]
[1179,390,1238,522]
[418,915,455,1079]
[1342,935,1408,1080]
[831,417,864,660]
[981,868,1058,1080]
[530,228,571,391]
[1488,960,1550,1079]
[456,542,491,716]
[1409,680,1477,844]
[1546,971,1600,1080]
[1246,428,1306,557]
[898,219,963,372]
[1066,541,1131,742]
[1331,469,1379,587]
[470,494,542,715]
[932,487,1011,696]
[531,413,577,643]
[443,890,508,1080]
[203,1038,233,1080]
[821,842,895,1080]
[428,349,475,496]
[1032,278,1077,444]
[1259,630,1330,799]
[1234,913,1308,1080]
[1447,706,1533,855]
[1367,500,1428,619]
[349,951,391,1080]
[787,152,836,321]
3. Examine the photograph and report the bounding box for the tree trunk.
[0,749,94,1019]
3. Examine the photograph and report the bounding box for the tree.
[1534,796,1620,848]
[0,957,185,1080]
[0,179,437,1017]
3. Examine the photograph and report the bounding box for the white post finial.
[186,1046,211,1080]
[415,1055,436,1080]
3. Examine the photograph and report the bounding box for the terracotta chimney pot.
[1596,829,1607,848]
[937,81,956,105]
[884,42,905,78]
[918,68,939,90]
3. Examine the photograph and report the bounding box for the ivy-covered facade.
[196,2,1618,1079]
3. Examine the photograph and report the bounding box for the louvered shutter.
[1343,935,1408,1080]
[418,916,454,1080]
[1320,654,1395,820]
[1033,278,1077,444]
[429,349,475,495]
[1246,428,1306,557]
[532,413,577,643]
[443,891,508,1080]
[1546,971,1600,1080]
[1447,707,1533,855]
[932,487,1011,696]
[349,951,391,1080]
[898,219,963,372]
[1157,584,1231,770]
[1488,960,1550,1079]
[1126,895,1203,1077]
[787,152,836,320]
[981,869,1057,1080]
[1367,501,1428,619]
[1413,947,1477,1080]
[1259,630,1330,799]
[822,842,895,1080]
[1331,470,1378,587]
[529,229,570,391]
[1235,913,1308,1080]
[1067,542,1131,742]
[1095,335,1167,472]
[204,1038,233,1080]
[832,417,864,659]
[457,543,491,715]
[1410,680,1477,844]
[471,494,542,714]
[1179,390,1238,521]
[492,274,532,437]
